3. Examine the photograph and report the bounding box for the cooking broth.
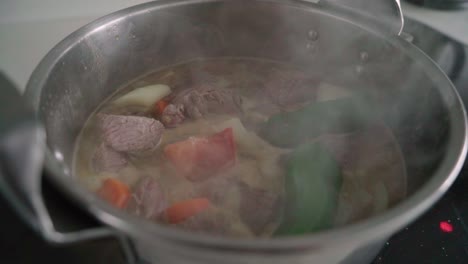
[74,58,406,237]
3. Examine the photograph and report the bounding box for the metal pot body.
[18,0,467,263]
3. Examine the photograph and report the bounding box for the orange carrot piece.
[154,100,169,116]
[165,198,211,224]
[96,178,130,209]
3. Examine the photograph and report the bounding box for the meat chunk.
[98,114,164,155]
[239,70,318,124]
[127,177,167,220]
[160,104,185,128]
[317,124,406,205]
[316,124,407,225]
[173,85,243,119]
[92,143,128,173]
[263,70,318,110]
[238,182,281,234]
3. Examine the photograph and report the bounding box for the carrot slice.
[165,198,211,224]
[96,178,130,209]
[154,99,169,117]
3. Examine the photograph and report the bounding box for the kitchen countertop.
[401,1,468,45]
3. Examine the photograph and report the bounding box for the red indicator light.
[439,221,453,233]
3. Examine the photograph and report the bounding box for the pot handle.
[314,0,404,36]
[0,72,113,244]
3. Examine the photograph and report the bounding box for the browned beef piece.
[263,69,318,109]
[238,70,319,126]
[160,104,185,128]
[238,182,281,235]
[98,114,164,155]
[316,124,407,225]
[172,85,243,119]
[92,143,128,173]
[127,177,167,220]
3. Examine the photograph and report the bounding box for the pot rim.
[24,0,468,252]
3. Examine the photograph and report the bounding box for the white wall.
[0,0,152,23]
[0,0,152,90]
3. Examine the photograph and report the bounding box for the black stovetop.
[373,166,468,263]
[372,19,468,264]
[2,19,468,264]
[405,0,468,10]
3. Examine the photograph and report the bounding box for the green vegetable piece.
[260,95,375,148]
[275,143,342,235]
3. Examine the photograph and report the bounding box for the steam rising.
[150,0,450,198]
[62,0,452,237]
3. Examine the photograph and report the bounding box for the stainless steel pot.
[1,0,467,263]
